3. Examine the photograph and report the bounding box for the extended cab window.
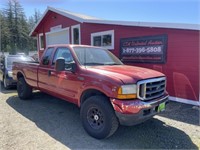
[42,47,54,65]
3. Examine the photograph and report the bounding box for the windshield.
[73,47,123,66]
[6,56,34,68]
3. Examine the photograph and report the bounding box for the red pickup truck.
[13,44,169,139]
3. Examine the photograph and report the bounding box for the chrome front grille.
[137,77,166,101]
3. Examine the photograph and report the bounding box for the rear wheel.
[17,77,32,100]
[80,95,119,139]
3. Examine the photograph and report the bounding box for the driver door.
[49,47,80,104]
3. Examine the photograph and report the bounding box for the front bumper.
[110,94,169,126]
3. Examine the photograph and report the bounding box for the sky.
[0,0,200,24]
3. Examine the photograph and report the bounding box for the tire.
[3,77,9,90]
[80,95,119,139]
[17,77,32,100]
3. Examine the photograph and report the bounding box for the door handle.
[48,70,57,76]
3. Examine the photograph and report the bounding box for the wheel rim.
[87,107,105,130]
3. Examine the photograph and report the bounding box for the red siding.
[82,23,199,101]
[35,11,81,57]
[35,11,80,35]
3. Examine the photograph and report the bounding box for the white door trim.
[169,96,200,106]
[38,33,44,50]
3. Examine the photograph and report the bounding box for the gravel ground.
[0,85,200,150]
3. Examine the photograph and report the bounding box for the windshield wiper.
[104,63,122,65]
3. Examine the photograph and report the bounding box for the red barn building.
[30,7,200,106]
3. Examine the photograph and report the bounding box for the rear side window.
[42,47,54,65]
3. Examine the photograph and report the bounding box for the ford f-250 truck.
[13,44,169,139]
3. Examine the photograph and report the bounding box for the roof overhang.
[85,19,200,31]
[29,6,86,36]
[30,6,200,37]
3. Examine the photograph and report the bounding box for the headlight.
[117,84,137,99]
[8,71,13,77]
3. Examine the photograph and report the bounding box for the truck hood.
[87,65,164,84]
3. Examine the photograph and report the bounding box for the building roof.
[57,8,102,21]
[30,6,200,36]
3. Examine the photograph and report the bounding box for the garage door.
[46,28,69,46]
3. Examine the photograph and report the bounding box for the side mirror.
[55,58,65,72]
[71,61,76,73]
[65,61,76,73]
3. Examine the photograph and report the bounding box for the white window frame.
[71,24,81,44]
[39,33,44,50]
[50,25,62,32]
[45,27,70,36]
[37,35,39,50]
[91,30,114,50]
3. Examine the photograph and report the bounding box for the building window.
[71,24,81,44]
[91,30,114,49]
[39,33,44,50]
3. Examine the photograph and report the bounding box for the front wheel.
[17,77,32,100]
[80,95,119,139]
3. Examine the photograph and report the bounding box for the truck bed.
[13,61,39,88]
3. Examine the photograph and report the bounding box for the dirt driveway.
[0,85,200,150]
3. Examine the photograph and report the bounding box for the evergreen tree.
[0,0,42,54]
[0,10,11,52]
[4,0,16,54]
[34,9,42,24]
[28,9,42,51]
[2,0,31,54]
